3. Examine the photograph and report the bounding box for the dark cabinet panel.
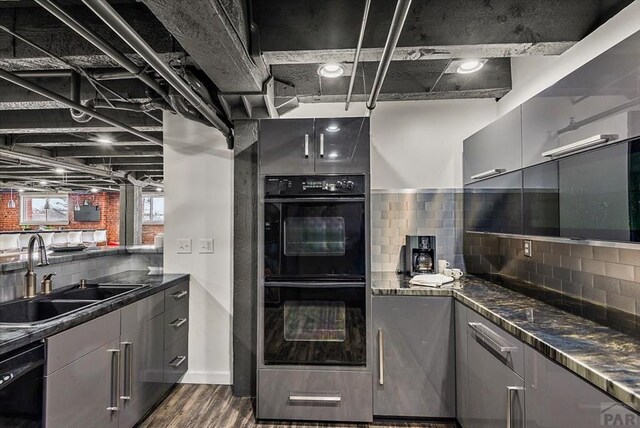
[464,170,522,234]
[523,162,560,237]
[559,143,630,241]
[463,106,522,184]
[314,117,370,173]
[259,119,315,174]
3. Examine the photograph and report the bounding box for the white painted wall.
[163,113,233,384]
[284,99,497,189]
[498,1,640,116]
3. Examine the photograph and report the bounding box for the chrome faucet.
[24,234,50,298]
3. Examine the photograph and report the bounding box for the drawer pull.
[171,290,188,301]
[289,394,341,403]
[468,322,517,353]
[169,318,187,328]
[169,355,187,368]
[471,168,506,180]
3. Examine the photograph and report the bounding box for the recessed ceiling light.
[326,124,340,133]
[39,180,48,185]
[456,60,484,74]
[54,167,65,174]
[156,187,163,192]
[90,188,98,193]
[96,137,112,144]
[328,152,339,159]
[317,63,345,78]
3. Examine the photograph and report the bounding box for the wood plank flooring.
[139,384,454,428]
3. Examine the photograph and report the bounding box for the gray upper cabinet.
[259,119,315,175]
[260,118,370,175]
[522,31,640,168]
[524,345,633,428]
[314,117,370,173]
[372,296,455,418]
[463,106,522,185]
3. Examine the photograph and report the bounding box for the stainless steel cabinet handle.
[107,349,120,412]
[304,134,310,158]
[319,133,325,158]
[541,134,618,158]
[120,342,132,401]
[506,386,524,428]
[169,318,187,328]
[378,328,384,385]
[468,322,518,354]
[171,290,188,301]
[169,355,187,368]
[471,168,507,180]
[289,394,341,403]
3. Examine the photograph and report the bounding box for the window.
[143,195,164,224]
[20,193,69,225]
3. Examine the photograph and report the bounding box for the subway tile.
[619,248,640,266]
[583,286,607,306]
[620,280,640,299]
[551,243,571,256]
[528,272,544,286]
[542,252,562,268]
[536,263,553,277]
[571,244,593,259]
[561,281,582,298]
[544,276,562,291]
[534,241,552,254]
[571,270,594,287]
[560,255,581,271]
[593,275,621,294]
[581,259,606,276]
[592,246,619,263]
[606,292,635,314]
[604,262,635,281]
[552,266,572,282]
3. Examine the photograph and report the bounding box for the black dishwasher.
[0,342,44,428]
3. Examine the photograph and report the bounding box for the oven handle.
[264,281,366,288]
[264,197,365,203]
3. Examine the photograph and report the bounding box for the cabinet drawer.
[164,333,188,384]
[121,292,164,333]
[466,309,524,378]
[164,300,189,348]
[258,369,373,422]
[47,310,120,375]
[164,281,189,311]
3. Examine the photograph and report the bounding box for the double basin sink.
[0,282,146,326]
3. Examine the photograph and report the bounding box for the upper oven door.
[264,198,366,282]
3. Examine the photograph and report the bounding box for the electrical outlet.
[199,238,214,254]
[177,238,192,254]
[524,240,532,258]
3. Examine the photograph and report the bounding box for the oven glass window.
[284,217,345,256]
[283,301,346,342]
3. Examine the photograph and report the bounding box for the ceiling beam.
[262,42,576,65]
[13,134,161,147]
[141,0,270,93]
[54,146,163,158]
[86,157,163,165]
[291,88,511,103]
[0,52,185,72]
[113,165,163,171]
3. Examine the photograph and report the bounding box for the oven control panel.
[264,175,366,197]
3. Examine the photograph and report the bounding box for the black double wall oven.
[262,175,367,366]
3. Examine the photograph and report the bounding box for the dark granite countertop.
[372,272,640,412]
[0,270,187,355]
[0,245,163,272]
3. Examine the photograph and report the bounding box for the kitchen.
[2,0,640,427]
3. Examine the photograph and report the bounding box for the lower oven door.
[263,284,366,366]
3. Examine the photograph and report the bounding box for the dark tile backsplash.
[464,233,640,315]
[371,190,464,272]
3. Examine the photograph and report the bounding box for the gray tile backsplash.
[464,233,640,315]
[0,253,162,303]
[371,190,464,272]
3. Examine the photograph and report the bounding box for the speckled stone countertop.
[0,245,163,272]
[372,272,640,412]
[0,270,187,355]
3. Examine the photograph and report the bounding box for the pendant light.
[7,189,16,209]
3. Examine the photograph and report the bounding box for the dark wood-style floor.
[139,384,454,428]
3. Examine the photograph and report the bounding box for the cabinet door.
[45,338,121,428]
[559,142,630,241]
[466,332,525,428]
[455,302,469,426]
[463,106,522,184]
[314,117,370,173]
[464,170,523,234]
[259,119,315,174]
[372,296,455,418]
[524,345,637,428]
[523,161,560,237]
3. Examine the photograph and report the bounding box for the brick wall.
[142,224,164,245]
[0,191,120,244]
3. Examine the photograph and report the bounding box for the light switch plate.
[177,238,192,254]
[199,238,214,254]
[524,240,532,258]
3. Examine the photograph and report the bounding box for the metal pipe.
[345,0,371,111]
[14,70,74,78]
[126,173,163,190]
[33,0,171,104]
[79,0,233,145]
[366,0,412,110]
[71,98,169,123]
[0,69,163,146]
[89,69,137,81]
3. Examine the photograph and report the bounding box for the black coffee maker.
[405,235,436,276]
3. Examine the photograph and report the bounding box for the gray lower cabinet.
[455,302,469,427]
[524,345,636,428]
[372,296,455,418]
